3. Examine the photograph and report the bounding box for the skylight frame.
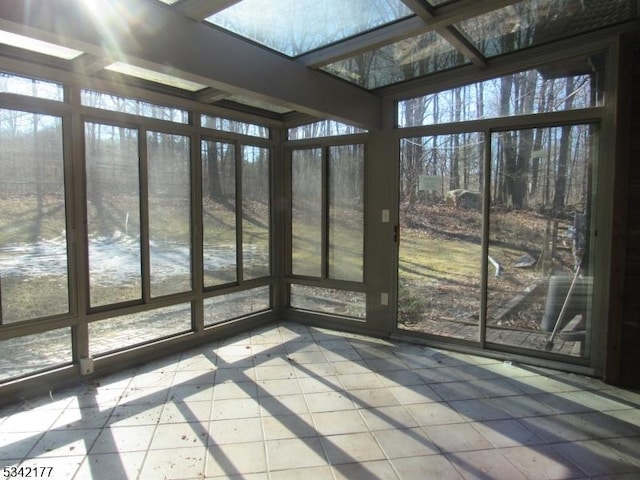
[0,29,83,60]
[105,62,208,93]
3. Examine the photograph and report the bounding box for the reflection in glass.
[399,59,601,127]
[329,145,364,282]
[242,146,270,280]
[0,328,71,382]
[291,149,322,277]
[0,111,68,323]
[290,285,366,319]
[288,120,367,140]
[204,286,271,326]
[322,31,467,89]
[89,303,191,357]
[0,72,64,100]
[397,135,483,339]
[207,0,413,57]
[456,0,635,57]
[81,90,189,124]
[148,132,192,297]
[487,125,595,357]
[201,115,269,139]
[202,140,237,286]
[85,123,141,307]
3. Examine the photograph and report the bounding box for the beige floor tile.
[470,419,543,448]
[312,410,369,436]
[338,373,385,390]
[149,421,208,450]
[387,384,442,405]
[447,449,528,480]
[298,376,341,394]
[259,394,309,416]
[359,406,419,431]
[320,432,386,465]
[305,392,354,413]
[266,437,327,470]
[392,455,464,480]
[74,451,146,479]
[208,417,263,444]
[257,378,302,397]
[333,460,400,480]
[374,427,440,458]
[0,431,43,460]
[213,381,258,400]
[254,365,296,381]
[3,323,640,480]
[159,400,212,424]
[448,398,513,421]
[90,425,155,453]
[108,404,164,427]
[500,445,586,480]
[211,398,261,420]
[205,442,266,477]
[425,423,494,453]
[349,387,400,408]
[141,446,207,479]
[262,413,316,440]
[270,465,334,480]
[553,440,639,476]
[29,428,101,458]
[405,402,466,426]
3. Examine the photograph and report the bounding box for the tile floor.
[1,322,639,479]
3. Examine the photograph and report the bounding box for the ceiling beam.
[71,53,113,75]
[0,0,382,128]
[196,87,229,103]
[176,0,241,21]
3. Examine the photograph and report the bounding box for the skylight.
[322,31,469,90]
[0,30,83,60]
[105,62,208,92]
[206,0,415,57]
[456,0,637,58]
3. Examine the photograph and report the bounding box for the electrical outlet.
[381,292,389,306]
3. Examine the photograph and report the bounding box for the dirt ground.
[399,203,581,334]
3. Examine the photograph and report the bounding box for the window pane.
[0,328,72,383]
[89,303,191,357]
[397,135,484,339]
[399,60,601,127]
[242,146,270,280]
[291,149,322,277]
[0,72,64,101]
[206,0,414,57]
[202,140,237,287]
[85,123,142,307]
[148,132,192,297]
[201,115,269,139]
[487,125,596,357]
[288,120,367,140]
[329,145,364,282]
[204,286,271,326]
[81,90,189,124]
[456,0,635,58]
[0,110,68,323]
[290,285,366,319]
[322,31,468,89]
